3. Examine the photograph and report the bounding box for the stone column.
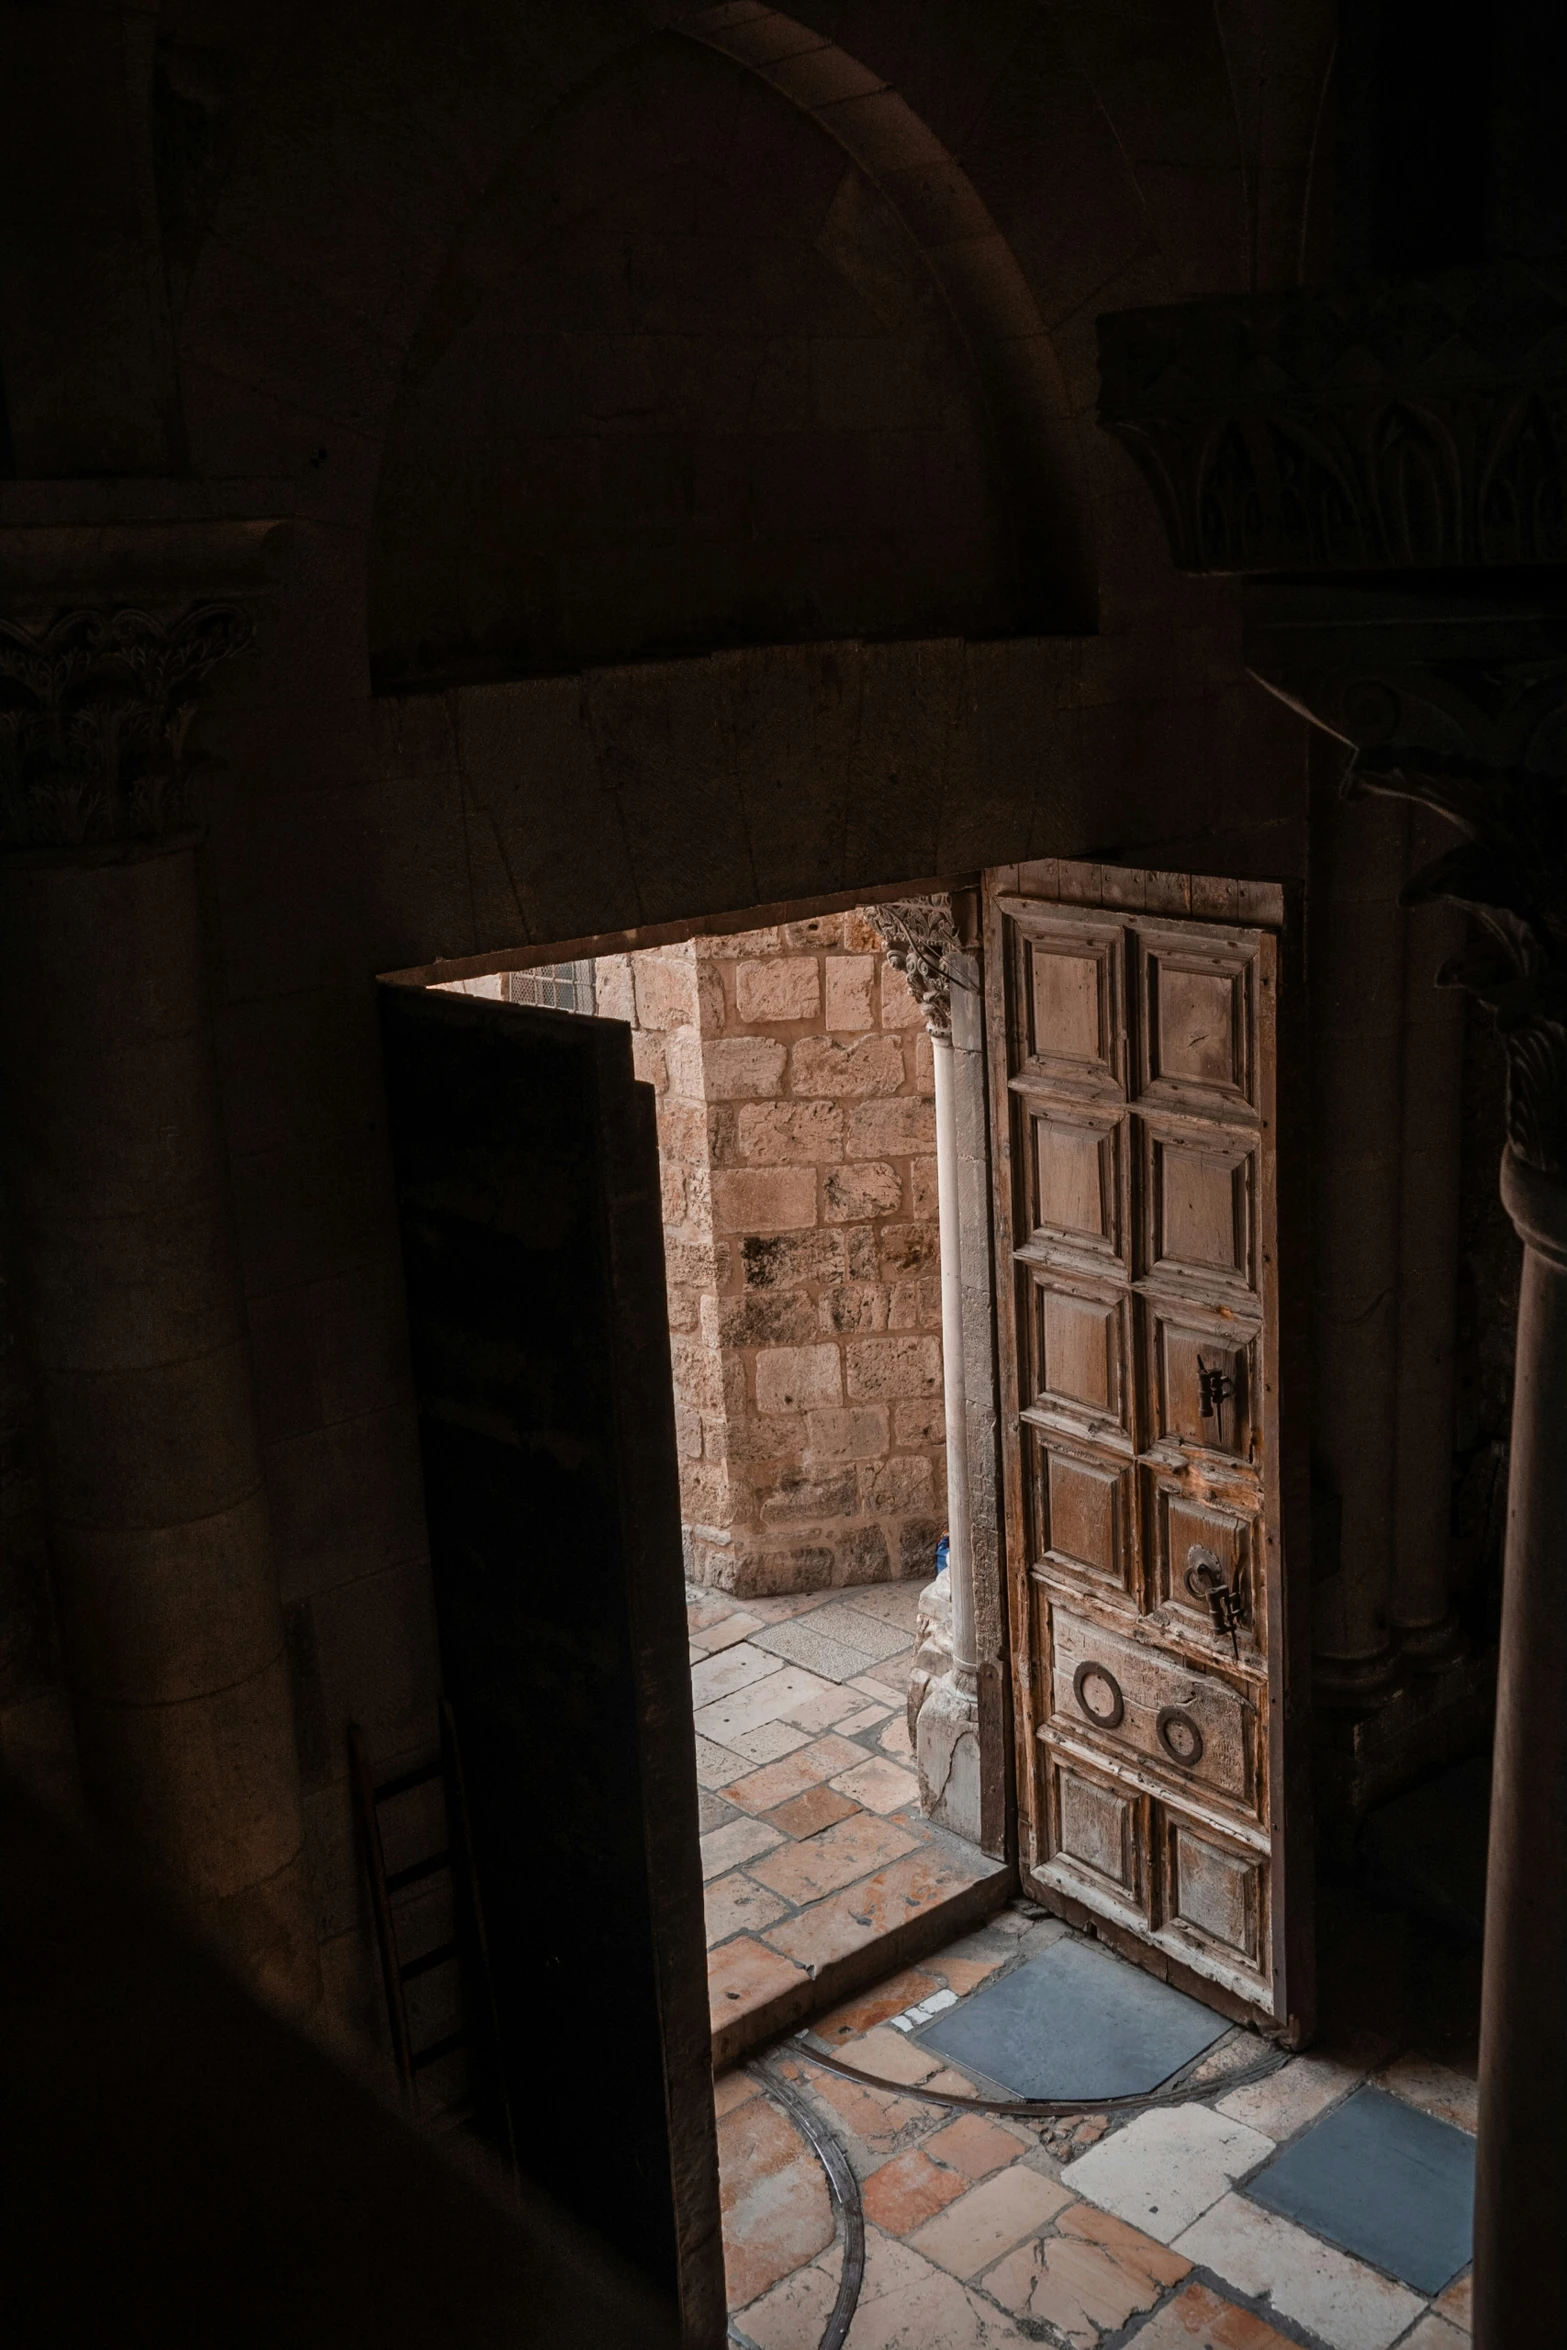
[1390,818,1466,1665]
[0,607,317,2009]
[1474,1148,1567,2346]
[871,897,984,1841]
[1310,785,1408,1700]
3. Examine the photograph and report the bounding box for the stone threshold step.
[710,1850,1015,2073]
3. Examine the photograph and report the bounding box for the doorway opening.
[432,895,1014,2066]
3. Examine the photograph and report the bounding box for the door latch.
[1185,1544,1246,1656]
[1197,1356,1234,1423]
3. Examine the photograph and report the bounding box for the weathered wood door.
[986,864,1313,2040]
[378,981,723,2349]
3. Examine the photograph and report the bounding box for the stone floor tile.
[739,1590,838,1623]
[868,1653,915,1689]
[1375,2053,1478,2134]
[848,2226,1034,2348]
[864,2147,972,2234]
[723,1734,868,1814]
[829,1754,921,1813]
[1395,2318,1467,2349]
[701,1814,785,1882]
[752,1619,887,1683]
[730,2250,839,2350]
[1216,2048,1368,2140]
[923,2112,1034,2180]
[729,1719,814,1764]
[1172,2193,1425,2350]
[689,1641,704,1664]
[807,1602,913,1662]
[837,1579,927,1628]
[850,1672,899,1701]
[762,1845,993,1972]
[768,1783,861,1839]
[908,2165,1075,2278]
[793,2060,932,2154]
[850,2024,945,2085]
[1063,2105,1274,2244]
[688,1595,737,1631]
[813,1966,940,2042]
[705,1869,790,1946]
[748,1811,918,1904]
[879,1714,915,1759]
[698,1788,741,1834]
[695,1663,849,1744]
[718,2083,834,2307]
[714,2067,763,2117]
[981,2202,1189,2345]
[691,1640,786,1709]
[836,1703,893,1737]
[1433,2267,1471,2329]
[695,1732,751,1788]
[1120,2278,1303,2347]
[691,1611,765,1655]
[925,2066,990,2097]
[926,1950,1010,1998]
[709,1936,809,2023]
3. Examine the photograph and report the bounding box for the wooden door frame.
[982,859,1315,2045]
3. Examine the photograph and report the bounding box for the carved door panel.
[986,867,1312,2039]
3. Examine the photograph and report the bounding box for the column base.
[1312,1648,1496,1839]
[914,1672,983,1844]
[1393,1611,1468,1673]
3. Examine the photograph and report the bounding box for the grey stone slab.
[830,1577,927,1629]
[808,1601,912,1663]
[915,1930,1226,2100]
[1244,2085,1475,2295]
[749,1617,880,1683]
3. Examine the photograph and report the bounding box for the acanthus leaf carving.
[863,895,969,1038]
[0,603,254,851]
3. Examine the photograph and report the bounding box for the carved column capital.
[0,603,254,852]
[864,895,964,1038]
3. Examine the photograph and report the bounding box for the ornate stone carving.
[865,895,963,1036]
[0,603,253,850]
[1097,261,1567,575]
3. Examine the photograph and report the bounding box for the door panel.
[378,983,724,2348]
[988,867,1312,2038]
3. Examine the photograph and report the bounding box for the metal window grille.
[504,959,596,1014]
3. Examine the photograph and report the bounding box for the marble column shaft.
[0,838,318,2006]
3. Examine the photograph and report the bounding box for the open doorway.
[436,899,1013,2066]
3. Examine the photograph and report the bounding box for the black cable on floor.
[728,2059,866,2350]
[781,2028,1289,2122]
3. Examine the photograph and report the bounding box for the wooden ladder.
[347,1699,516,2175]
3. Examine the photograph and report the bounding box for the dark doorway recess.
[378,982,724,2348]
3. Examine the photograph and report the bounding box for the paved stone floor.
[691,1578,1005,2065]
[716,1896,1478,2350]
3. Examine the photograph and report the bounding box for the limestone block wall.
[595,913,946,1598]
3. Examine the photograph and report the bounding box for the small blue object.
[915,1931,1225,2100]
[935,1533,950,1576]
[1245,2084,1475,2293]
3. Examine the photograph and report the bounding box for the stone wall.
[595,912,947,1599]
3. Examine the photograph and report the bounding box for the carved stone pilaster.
[865,894,964,1037]
[0,603,253,850]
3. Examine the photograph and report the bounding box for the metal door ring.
[1072,1660,1125,1730]
[1157,1706,1204,1767]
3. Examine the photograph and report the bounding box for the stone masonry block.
[736,958,821,1022]
[780,916,844,950]
[819,1283,889,1334]
[760,1468,858,1524]
[823,1162,902,1222]
[790,1035,905,1097]
[743,1230,846,1290]
[703,1036,788,1098]
[722,1410,808,1465]
[894,1401,945,1449]
[899,1517,945,1578]
[881,965,924,1027]
[836,1524,892,1584]
[594,954,634,1022]
[737,1099,843,1163]
[664,1027,707,1098]
[805,1405,889,1462]
[859,1455,936,1513]
[825,956,875,1030]
[911,1155,939,1218]
[670,1332,724,1413]
[633,950,698,1031]
[755,1344,843,1412]
[716,1290,819,1347]
[847,1098,934,1158]
[888,1281,921,1330]
[879,1222,939,1277]
[712,1166,817,1233]
[845,1336,942,1401]
[630,1029,668,1092]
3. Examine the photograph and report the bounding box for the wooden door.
[986,865,1313,2040]
[378,981,724,2349]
